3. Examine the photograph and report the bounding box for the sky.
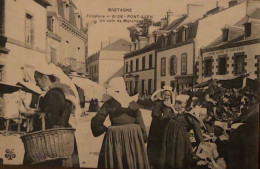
[74,0,229,55]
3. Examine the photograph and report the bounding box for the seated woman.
[91,77,149,169]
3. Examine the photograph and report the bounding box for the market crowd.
[0,64,258,169]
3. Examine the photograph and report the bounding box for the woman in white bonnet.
[147,86,175,169]
[91,77,149,169]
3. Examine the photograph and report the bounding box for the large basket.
[20,128,75,164]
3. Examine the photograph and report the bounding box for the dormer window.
[63,1,70,20]
[222,28,229,42]
[182,26,189,42]
[244,22,251,38]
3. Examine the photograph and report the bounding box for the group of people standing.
[91,80,204,169]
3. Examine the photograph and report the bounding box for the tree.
[127,17,153,42]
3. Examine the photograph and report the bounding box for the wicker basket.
[20,128,75,164]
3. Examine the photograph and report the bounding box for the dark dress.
[91,98,150,169]
[147,100,172,169]
[25,88,79,167]
[160,108,203,169]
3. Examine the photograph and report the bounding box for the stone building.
[46,0,87,74]
[86,38,131,84]
[200,8,260,82]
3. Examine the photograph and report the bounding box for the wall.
[157,43,194,89]
[4,0,47,84]
[202,43,260,82]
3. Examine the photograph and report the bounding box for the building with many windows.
[124,43,156,98]
[156,0,260,93]
[200,8,260,82]
[86,38,131,84]
[46,0,87,74]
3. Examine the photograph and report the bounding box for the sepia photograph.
[0,0,259,169]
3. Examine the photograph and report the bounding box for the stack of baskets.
[20,128,75,164]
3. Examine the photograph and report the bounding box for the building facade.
[200,9,260,82]
[0,0,50,85]
[86,38,131,84]
[46,0,87,74]
[124,43,156,98]
[156,0,260,93]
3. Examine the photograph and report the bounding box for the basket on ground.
[20,128,75,164]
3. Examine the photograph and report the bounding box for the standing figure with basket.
[22,68,79,167]
[91,77,150,169]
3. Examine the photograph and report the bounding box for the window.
[149,54,153,69]
[136,58,139,71]
[25,13,33,45]
[234,53,245,75]
[141,80,145,94]
[161,57,166,76]
[135,80,138,94]
[181,53,187,75]
[161,81,165,88]
[222,28,229,42]
[170,56,177,75]
[182,28,188,41]
[204,58,213,77]
[130,60,133,72]
[47,16,54,32]
[0,65,3,82]
[218,55,227,75]
[244,22,251,38]
[94,65,97,74]
[50,47,57,64]
[170,80,175,90]
[129,81,133,95]
[125,62,128,73]
[142,56,146,70]
[148,79,152,94]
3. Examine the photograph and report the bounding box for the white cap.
[163,85,172,91]
[214,121,225,129]
[35,63,54,75]
[176,95,190,103]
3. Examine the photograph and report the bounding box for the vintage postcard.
[0,0,259,169]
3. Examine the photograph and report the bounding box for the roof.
[102,38,131,51]
[202,8,260,51]
[124,42,157,58]
[163,15,188,31]
[34,0,51,8]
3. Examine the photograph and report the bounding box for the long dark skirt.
[147,117,168,169]
[160,119,193,169]
[98,124,150,169]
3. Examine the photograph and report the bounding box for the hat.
[151,86,176,105]
[106,77,138,108]
[35,63,54,75]
[176,95,190,103]
[214,121,225,129]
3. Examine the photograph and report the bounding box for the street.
[75,107,152,168]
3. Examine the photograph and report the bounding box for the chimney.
[161,18,167,29]
[166,10,174,25]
